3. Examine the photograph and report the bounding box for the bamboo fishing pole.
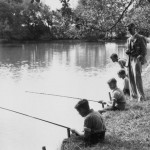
[0,106,71,137]
[26,91,108,109]
[25,91,105,104]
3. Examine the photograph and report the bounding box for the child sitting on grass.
[99,78,126,111]
[71,99,106,145]
[61,99,106,149]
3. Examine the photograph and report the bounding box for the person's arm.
[84,116,93,139]
[140,36,147,57]
[71,116,93,138]
[125,38,131,68]
[111,91,121,108]
[137,36,147,62]
[98,100,112,107]
[118,60,124,68]
[112,98,117,108]
[123,78,128,92]
[71,129,83,136]
[126,38,131,55]
[84,127,92,138]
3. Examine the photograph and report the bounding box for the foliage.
[125,1,150,37]
[73,0,133,40]
[0,0,150,41]
[22,3,53,40]
[0,0,53,40]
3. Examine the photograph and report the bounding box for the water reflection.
[0,42,127,71]
[75,42,107,69]
[0,41,149,150]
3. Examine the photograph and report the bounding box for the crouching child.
[118,69,130,96]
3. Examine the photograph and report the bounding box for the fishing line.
[0,106,71,137]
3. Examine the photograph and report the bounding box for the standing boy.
[118,69,130,96]
[100,78,126,111]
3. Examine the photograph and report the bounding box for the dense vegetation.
[0,0,150,41]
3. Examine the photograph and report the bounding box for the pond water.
[0,41,149,150]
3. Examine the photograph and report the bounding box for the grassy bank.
[62,66,150,150]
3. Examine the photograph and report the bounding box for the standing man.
[126,23,147,101]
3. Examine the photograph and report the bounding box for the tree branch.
[106,0,134,31]
[87,0,134,33]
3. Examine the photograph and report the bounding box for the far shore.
[0,38,128,44]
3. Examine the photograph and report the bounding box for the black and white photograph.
[0,0,150,149]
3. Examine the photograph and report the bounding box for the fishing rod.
[26,91,104,104]
[0,106,71,137]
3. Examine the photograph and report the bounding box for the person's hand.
[137,55,143,62]
[107,101,113,106]
[71,129,80,136]
[98,100,103,104]
[98,100,107,104]
[84,127,91,132]
[71,129,77,134]
[125,50,130,55]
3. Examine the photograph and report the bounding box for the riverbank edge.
[0,38,128,44]
[61,64,150,150]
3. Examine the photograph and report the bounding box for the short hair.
[110,53,118,59]
[127,23,135,29]
[107,78,117,85]
[118,69,126,76]
[75,99,89,111]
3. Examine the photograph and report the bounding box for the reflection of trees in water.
[117,45,127,59]
[0,42,129,72]
[0,44,28,81]
[29,44,53,68]
[0,42,77,68]
[0,44,23,65]
[106,42,127,63]
[75,43,107,69]
[25,42,76,68]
